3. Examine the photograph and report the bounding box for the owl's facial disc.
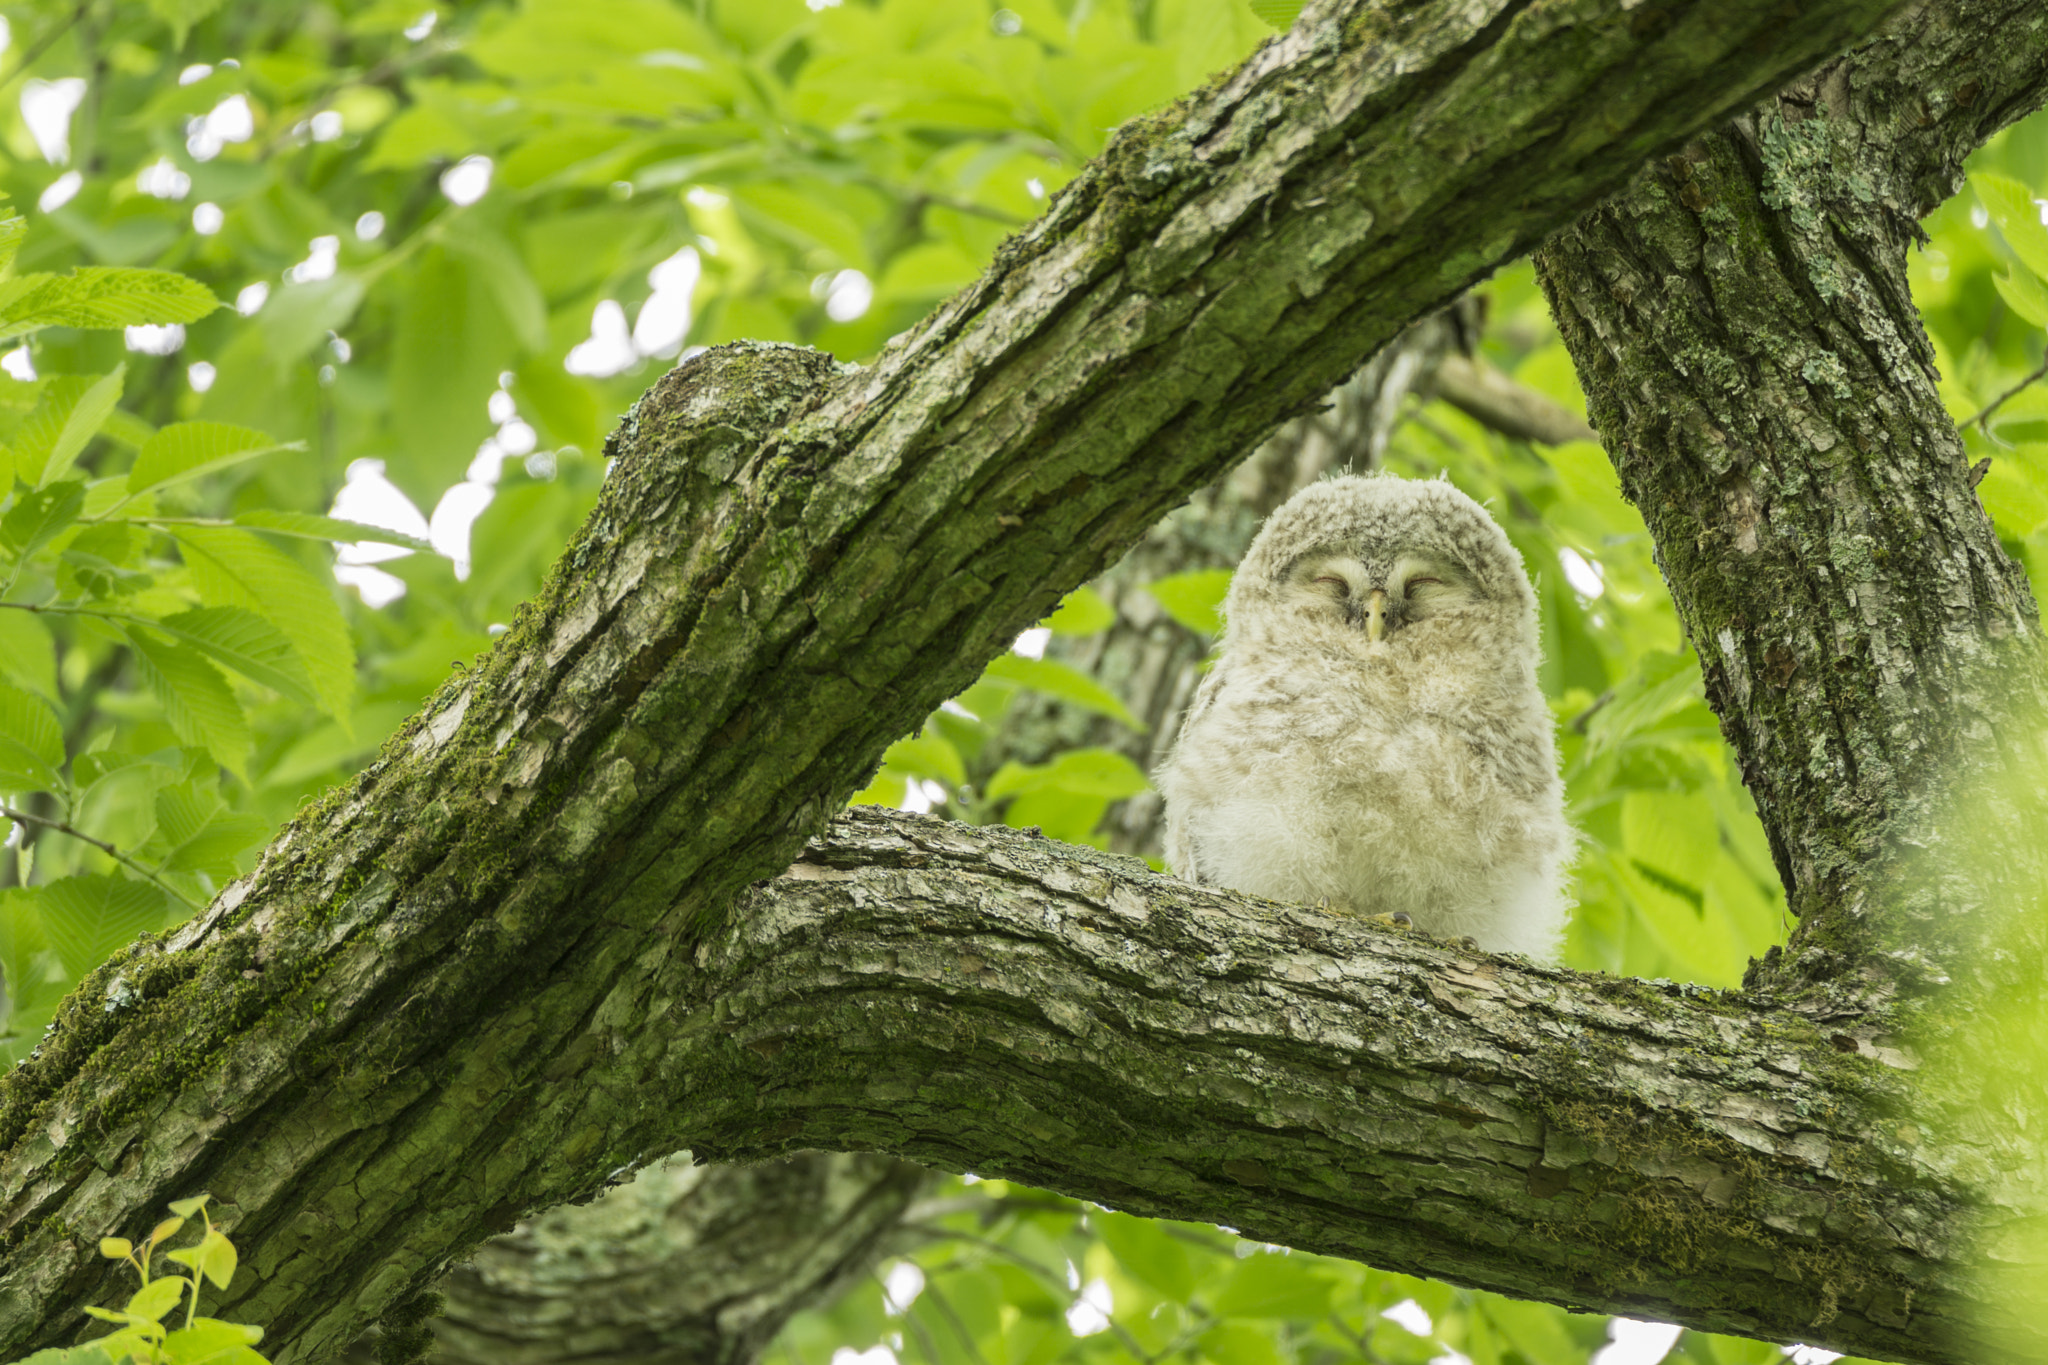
[1292,551,1475,640]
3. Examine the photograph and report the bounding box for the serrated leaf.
[38,875,172,978]
[233,509,432,551]
[152,783,268,876]
[0,479,85,564]
[0,679,66,795]
[170,526,355,723]
[127,423,299,497]
[124,625,252,779]
[1144,569,1232,637]
[0,269,218,343]
[983,654,1143,729]
[4,368,125,488]
[151,607,319,706]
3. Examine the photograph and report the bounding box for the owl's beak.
[1365,588,1388,643]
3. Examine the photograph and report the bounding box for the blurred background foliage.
[0,0,2041,1362]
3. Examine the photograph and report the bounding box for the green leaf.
[152,783,269,876]
[1095,1212,1198,1300]
[127,423,300,497]
[0,270,218,342]
[167,1195,211,1218]
[0,680,66,795]
[984,747,1149,801]
[151,608,320,706]
[159,1317,267,1365]
[880,728,965,787]
[1993,266,2048,329]
[1043,586,1115,635]
[125,1275,187,1324]
[170,526,355,723]
[0,480,86,562]
[440,217,548,353]
[389,247,511,501]
[123,625,252,779]
[149,0,229,44]
[171,1229,240,1294]
[1144,568,1232,637]
[982,655,1143,729]
[1974,173,2048,285]
[37,875,172,982]
[232,510,433,551]
[0,609,56,698]
[1242,0,1305,29]
[1209,1251,1337,1318]
[8,1343,123,1365]
[255,273,369,374]
[5,368,125,488]
[0,201,26,279]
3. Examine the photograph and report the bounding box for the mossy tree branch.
[0,0,1977,1360]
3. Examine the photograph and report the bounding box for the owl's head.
[1224,473,1537,651]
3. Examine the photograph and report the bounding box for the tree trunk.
[1534,0,2048,1002]
[0,0,1974,1361]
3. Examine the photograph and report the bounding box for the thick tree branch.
[0,0,1927,1360]
[700,810,1957,1362]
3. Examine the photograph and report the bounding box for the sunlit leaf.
[983,655,1143,729]
[1144,569,1232,637]
[127,422,299,497]
[0,270,217,342]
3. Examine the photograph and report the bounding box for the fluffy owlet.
[1157,473,1571,960]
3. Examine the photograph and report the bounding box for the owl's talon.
[1390,912,1413,927]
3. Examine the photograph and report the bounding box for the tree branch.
[695,809,1961,1362]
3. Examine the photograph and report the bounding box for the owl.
[1157,472,1571,961]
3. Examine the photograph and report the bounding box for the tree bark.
[0,0,1962,1361]
[405,1154,927,1365]
[707,808,1963,1361]
[1533,0,2048,997]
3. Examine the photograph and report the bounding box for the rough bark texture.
[1536,0,2048,1001]
[0,0,1990,1361]
[711,809,1950,1359]
[408,1154,927,1365]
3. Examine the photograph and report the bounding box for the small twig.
[1961,354,2048,431]
[1569,687,1617,735]
[0,804,199,908]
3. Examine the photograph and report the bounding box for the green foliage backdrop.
[0,0,2044,1362]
